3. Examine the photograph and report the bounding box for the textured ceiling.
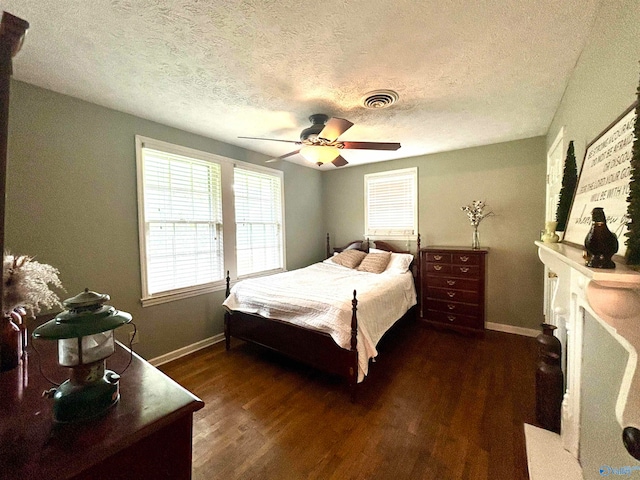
[4,0,602,169]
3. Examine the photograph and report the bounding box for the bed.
[222,235,421,400]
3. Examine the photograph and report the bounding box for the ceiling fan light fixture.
[300,145,340,165]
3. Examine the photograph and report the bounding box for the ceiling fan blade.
[341,141,401,151]
[331,155,349,167]
[265,149,300,163]
[318,118,354,142]
[238,136,301,145]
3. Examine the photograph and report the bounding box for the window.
[364,167,418,238]
[141,148,223,295]
[234,167,283,277]
[136,136,285,306]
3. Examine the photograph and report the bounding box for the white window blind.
[141,147,223,295]
[234,167,283,276]
[365,167,418,237]
[136,135,286,306]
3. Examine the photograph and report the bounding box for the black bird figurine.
[584,207,618,269]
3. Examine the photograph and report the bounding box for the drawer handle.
[460,255,469,262]
[459,267,470,273]
[446,280,456,286]
[447,315,456,322]
[433,265,442,271]
[434,255,443,260]
[447,304,456,310]
[447,292,456,298]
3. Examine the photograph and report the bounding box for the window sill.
[140,268,286,307]
[366,234,419,242]
[141,282,226,307]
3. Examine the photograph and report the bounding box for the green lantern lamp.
[32,288,132,423]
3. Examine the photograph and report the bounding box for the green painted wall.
[545,0,640,472]
[6,80,324,360]
[323,137,547,331]
[581,314,630,478]
[547,0,640,163]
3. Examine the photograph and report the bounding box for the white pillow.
[370,248,413,274]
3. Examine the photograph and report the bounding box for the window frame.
[135,135,285,307]
[233,164,285,279]
[364,167,418,240]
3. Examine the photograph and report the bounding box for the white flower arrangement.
[3,253,64,318]
[461,200,495,227]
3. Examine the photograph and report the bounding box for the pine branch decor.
[624,73,640,266]
[556,141,578,232]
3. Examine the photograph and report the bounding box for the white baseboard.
[148,333,225,367]
[148,322,537,367]
[486,322,539,338]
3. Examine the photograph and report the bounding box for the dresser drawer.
[425,263,451,275]
[426,299,481,316]
[450,265,480,278]
[427,287,479,303]
[426,275,478,291]
[426,310,483,329]
[424,252,451,263]
[452,253,480,265]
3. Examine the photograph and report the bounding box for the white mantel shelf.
[535,241,640,289]
[535,240,640,463]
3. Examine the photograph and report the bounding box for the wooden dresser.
[0,317,204,480]
[420,247,488,335]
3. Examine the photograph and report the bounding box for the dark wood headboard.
[326,234,369,258]
[372,237,421,285]
[371,240,410,254]
[325,234,422,291]
[325,234,421,257]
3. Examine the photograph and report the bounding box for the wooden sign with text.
[564,102,637,257]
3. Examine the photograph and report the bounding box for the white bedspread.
[222,262,417,381]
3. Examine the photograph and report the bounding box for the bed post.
[350,289,358,402]
[224,271,231,351]
[416,233,421,297]
[326,233,331,258]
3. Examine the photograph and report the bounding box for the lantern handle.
[30,338,62,387]
[114,322,137,376]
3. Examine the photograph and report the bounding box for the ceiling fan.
[239,114,401,167]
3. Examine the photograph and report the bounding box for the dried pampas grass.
[3,253,64,317]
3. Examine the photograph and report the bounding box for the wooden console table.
[0,319,204,479]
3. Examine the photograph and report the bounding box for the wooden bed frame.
[224,235,421,400]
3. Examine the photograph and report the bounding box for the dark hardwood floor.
[160,316,538,480]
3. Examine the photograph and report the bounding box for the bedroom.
[0,0,639,479]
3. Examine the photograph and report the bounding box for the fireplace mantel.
[535,241,640,460]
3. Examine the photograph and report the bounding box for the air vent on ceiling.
[361,89,399,109]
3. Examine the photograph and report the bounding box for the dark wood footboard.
[223,235,421,401]
[224,282,360,400]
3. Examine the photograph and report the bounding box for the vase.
[471,225,480,249]
[536,323,561,357]
[535,323,563,433]
[541,221,560,243]
[584,207,618,269]
[0,316,22,372]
